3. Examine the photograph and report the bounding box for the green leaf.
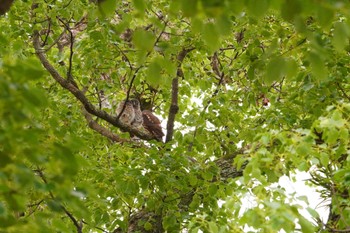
[7,58,45,81]
[285,59,298,79]
[296,142,311,156]
[144,221,153,231]
[265,57,286,85]
[133,0,146,12]
[319,152,329,167]
[208,184,218,196]
[208,221,219,233]
[281,0,302,21]
[298,216,315,233]
[216,15,232,35]
[191,17,204,34]
[146,59,162,87]
[246,0,269,18]
[181,0,198,17]
[132,29,155,51]
[189,175,198,186]
[333,22,349,52]
[203,23,220,52]
[98,0,117,17]
[308,52,327,81]
[306,207,320,219]
[317,6,334,28]
[324,128,339,145]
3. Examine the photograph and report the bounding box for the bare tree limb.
[33,30,157,141]
[165,48,194,143]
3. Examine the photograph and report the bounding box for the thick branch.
[165,48,194,143]
[81,107,127,143]
[33,31,157,141]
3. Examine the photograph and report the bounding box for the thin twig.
[57,16,75,83]
[26,199,45,217]
[336,82,350,102]
[82,220,109,233]
[62,0,73,8]
[114,43,133,70]
[43,28,67,52]
[41,18,52,47]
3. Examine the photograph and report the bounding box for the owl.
[130,99,143,128]
[142,110,164,141]
[116,100,135,125]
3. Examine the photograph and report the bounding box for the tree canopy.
[0,0,350,232]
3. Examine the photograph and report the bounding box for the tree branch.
[165,47,194,143]
[33,30,157,141]
[81,106,127,143]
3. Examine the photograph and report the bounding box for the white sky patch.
[278,172,329,223]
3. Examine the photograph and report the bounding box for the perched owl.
[130,99,143,128]
[142,110,164,141]
[116,100,135,125]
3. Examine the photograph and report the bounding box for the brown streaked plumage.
[142,110,164,141]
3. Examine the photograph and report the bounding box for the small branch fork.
[33,31,157,141]
[165,47,194,143]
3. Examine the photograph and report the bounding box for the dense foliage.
[1,0,350,232]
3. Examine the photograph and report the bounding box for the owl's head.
[130,99,140,108]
